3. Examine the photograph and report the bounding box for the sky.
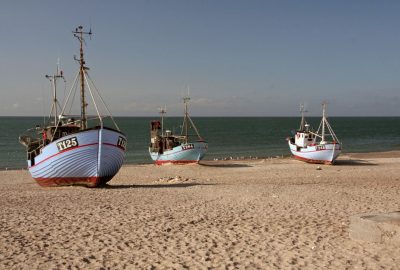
[0,0,400,117]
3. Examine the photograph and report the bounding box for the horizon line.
[1,115,399,118]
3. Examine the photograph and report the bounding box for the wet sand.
[0,152,399,269]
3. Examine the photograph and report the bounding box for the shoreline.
[3,149,400,171]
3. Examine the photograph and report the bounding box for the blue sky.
[1,0,399,116]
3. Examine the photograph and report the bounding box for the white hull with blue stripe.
[149,94,208,165]
[28,127,126,187]
[149,141,208,165]
[19,26,128,187]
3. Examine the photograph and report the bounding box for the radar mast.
[73,25,92,130]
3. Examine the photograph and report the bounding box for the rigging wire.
[85,72,120,131]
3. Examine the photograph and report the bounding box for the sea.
[1,116,399,169]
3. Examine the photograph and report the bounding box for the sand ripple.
[1,155,399,269]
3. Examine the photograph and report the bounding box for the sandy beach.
[1,152,399,269]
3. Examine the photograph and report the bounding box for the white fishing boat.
[288,102,341,164]
[19,26,127,187]
[149,95,208,165]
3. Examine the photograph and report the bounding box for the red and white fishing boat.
[19,26,127,187]
[288,102,341,164]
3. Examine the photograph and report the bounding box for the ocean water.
[1,116,399,169]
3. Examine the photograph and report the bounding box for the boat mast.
[158,105,167,136]
[183,95,190,143]
[180,93,203,142]
[321,102,327,142]
[73,25,92,130]
[299,103,307,131]
[45,61,65,125]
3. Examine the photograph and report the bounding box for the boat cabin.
[294,124,316,148]
[149,120,182,154]
[20,118,81,166]
[294,131,316,148]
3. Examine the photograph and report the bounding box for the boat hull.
[27,128,126,187]
[149,141,208,165]
[288,140,341,164]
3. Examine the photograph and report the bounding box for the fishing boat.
[287,102,341,164]
[19,26,127,187]
[149,95,208,165]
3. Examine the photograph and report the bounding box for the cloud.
[12,103,19,108]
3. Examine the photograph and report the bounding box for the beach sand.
[1,152,399,269]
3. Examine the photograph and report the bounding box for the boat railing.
[25,137,46,161]
[310,131,339,144]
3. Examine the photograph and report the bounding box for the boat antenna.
[158,105,167,136]
[73,25,92,130]
[45,60,66,125]
[89,19,93,40]
[299,103,308,131]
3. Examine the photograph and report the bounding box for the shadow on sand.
[335,159,378,166]
[102,183,216,189]
[199,163,252,168]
